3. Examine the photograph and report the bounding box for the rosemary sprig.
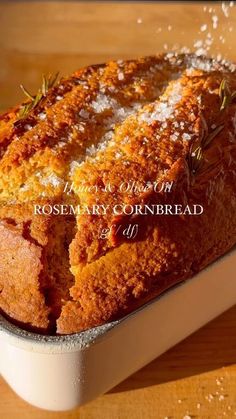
[189,123,224,175]
[188,144,203,174]
[18,72,59,120]
[219,78,236,111]
[187,77,235,176]
[19,85,34,101]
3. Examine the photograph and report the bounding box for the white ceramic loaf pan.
[0,248,236,411]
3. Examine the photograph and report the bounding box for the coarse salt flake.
[222,2,230,17]
[200,24,207,32]
[183,133,191,141]
[91,94,116,113]
[79,109,90,119]
[24,124,32,131]
[212,15,218,29]
[194,40,203,48]
[41,173,62,188]
[170,133,178,141]
[118,72,124,81]
[38,112,46,120]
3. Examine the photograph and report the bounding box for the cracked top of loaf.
[0,53,236,334]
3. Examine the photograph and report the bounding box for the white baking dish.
[0,248,236,411]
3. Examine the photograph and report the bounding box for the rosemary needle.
[17,72,59,120]
[219,78,236,111]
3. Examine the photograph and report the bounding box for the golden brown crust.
[0,53,236,334]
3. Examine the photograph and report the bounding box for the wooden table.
[0,2,236,418]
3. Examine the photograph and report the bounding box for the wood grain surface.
[0,2,236,418]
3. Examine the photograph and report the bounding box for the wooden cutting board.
[0,2,235,418]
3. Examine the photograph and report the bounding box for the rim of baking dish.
[0,280,182,353]
[1,247,235,353]
[0,311,122,352]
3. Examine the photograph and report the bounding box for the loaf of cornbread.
[0,53,235,334]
